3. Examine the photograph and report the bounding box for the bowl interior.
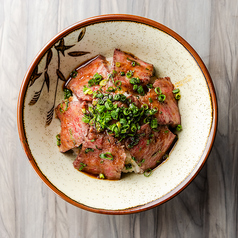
[18,16,216,213]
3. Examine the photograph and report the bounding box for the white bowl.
[17,14,217,214]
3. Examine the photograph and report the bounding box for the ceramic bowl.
[17,14,217,214]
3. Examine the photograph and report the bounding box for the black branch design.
[29,28,89,126]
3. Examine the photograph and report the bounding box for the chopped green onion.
[176,124,182,131]
[146,84,153,89]
[131,123,137,132]
[175,93,181,100]
[137,85,145,95]
[126,70,134,78]
[83,86,93,95]
[115,80,122,87]
[113,94,120,101]
[95,145,102,150]
[85,148,94,153]
[144,168,152,177]
[115,62,121,67]
[150,118,158,129]
[126,57,140,66]
[158,94,166,102]
[128,136,140,148]
[149,98,153,103]
[99,79,108,86]
[105,99,114,110]
[82,116,90,123]
[106,86,116,92]
[129,77,140,85]
[99,152,114,160]
[70,70,78,78]
[149,108,158,115]
[79,163,86,171]
[120,94,127,102]
[99,173,105,179]
[141,104,148,110]
[64,88,72,99]
[96,92,104,98]
[173,88,180,94]
[138,159,145,167]
[133,85,138,91]
[123,108,130,115]
[155,87,162,95]
[132,156,136,161]
[88,73,103,87]
[120,118,127,124]
[56,134,61,146]
[120,71,125,76]
[59,99,69,113]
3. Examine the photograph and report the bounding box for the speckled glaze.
[17,15,217,214]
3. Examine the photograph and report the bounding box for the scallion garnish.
[99,152,114,160]
[85,148,94,153]
[81,90,160,141]
[106,86,116,92]
[99,79,108,86]
[146,84,153,89]
[144,168,152,177]
[83,85,93,95]
[64,88,72,99]
[133,85,138,91]
[99,173,105,179]
[172,88,180,94]
[150,118,158,129]
[129,77,140,85]
[175,93,181,100]
[70,70,78,78]
[149,98,153,103]
[126,70,134,78]
[158,94,166,102]
[137,85,145,96]
[79,163,86,171]
[56,134,61,146]
[115,62,121,67]
[88,73,103,87]
[176,124,182,131]
[155,87,162,95]
[115,80,122,87]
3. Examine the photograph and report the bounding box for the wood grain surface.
[0,0,237,237]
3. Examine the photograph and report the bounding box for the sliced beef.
[125,124,176,172]
[65,55,110,102]
[111,49,154,93]
[139,77,181,127]
[57,50,181,179]
[55,101,88,152]
[73,135,126,180]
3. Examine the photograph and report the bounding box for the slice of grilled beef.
[125,124,176,172]
[73,134,126,180]
[139,77,181,127]
[111,49,154,94]
[65,55,110,102]
[55,101,88,152]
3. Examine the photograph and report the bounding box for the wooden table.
[0,0,237,237]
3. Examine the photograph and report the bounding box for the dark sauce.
[63,54,103,89]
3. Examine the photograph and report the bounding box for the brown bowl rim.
[17,14,218,215]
